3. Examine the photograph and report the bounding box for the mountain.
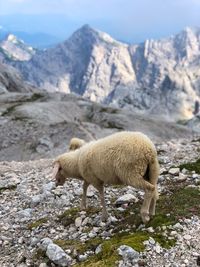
[7,25,200,120]
[0,34,35,61]
[0,62,36,93]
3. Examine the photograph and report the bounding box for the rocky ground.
[0,136,200,267]
[0,91,196,162]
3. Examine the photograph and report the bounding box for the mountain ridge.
[3,24,200,121]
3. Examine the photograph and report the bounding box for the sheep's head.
[69,137,85,151]
[52,162,66,186]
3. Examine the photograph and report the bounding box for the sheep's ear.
[52,162,61,179]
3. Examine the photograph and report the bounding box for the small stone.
[115,194,138,206]
[39,263,48,267]
[176,173,187,182]
[75,217,82,228]
[147,227,154,233]
[168,168,180,175]
[46,243,72,267]
[183,234,191,240]
[87,186,96,197]
[149,237,156,245]
[39,238,53,251]
[155,244,161,253]
[95,244,102,254]
[78,254,88,262]
[42,182,55,194]
[82,217,89,226]
[18,237,24,244]
[118,245,139,260]
[31,194,45,206]
[17,208,33,220]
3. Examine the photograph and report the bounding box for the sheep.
[52,131,159,223]
[69,137,85,151]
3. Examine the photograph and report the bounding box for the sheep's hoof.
[141,213,150,224]
[149,211,155,217]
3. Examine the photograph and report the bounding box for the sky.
[0,0,200,43]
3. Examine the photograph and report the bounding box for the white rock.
[17,208,33,219]
[168,168,180,175]
[183,234,192,240]
[42,182,55,193]
[147,227,154,233]
[95,244,102,254]
[39,238,53,251]
[31,194,45,206]
[46,243,72,267]
[149,237,156,245]
[118,245,139,260]
[39,263,48,267]
[115,194,138,205]
[78,254,88,262]
[75,217,82,228]
[176,173,187,182]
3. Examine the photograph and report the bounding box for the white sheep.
[69,137,86,151]
[52,131,159,223]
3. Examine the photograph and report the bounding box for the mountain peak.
[70,24,124,46]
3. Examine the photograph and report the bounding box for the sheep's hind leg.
[140,190,154,224]
[126,175,155,223]
[81,181,89,210]
[149,187,159,217]
[96,183,108,222]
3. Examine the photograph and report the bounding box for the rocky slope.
[11,25,200,121]
[0,135,200,267]
[0,34,35,61]
[0,63,37,94]
[0,91,197,162]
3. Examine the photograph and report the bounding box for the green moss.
[27,217,48,230]
[99,107,119,114]
[58,207,80,226]
[1,104,20,116]
[106,121,124,130]
[178,158,200,174]
[58,206,101,227]
[32,248,50,263]
[27,93,44,102]
[73,231,175,267]
[0,185,17,194]
[57,187,198,267]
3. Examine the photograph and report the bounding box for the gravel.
[0,137,200,266]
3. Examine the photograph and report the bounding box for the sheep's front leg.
[140,190,154,223]
[97,183,108,221]
[81,181,89,210]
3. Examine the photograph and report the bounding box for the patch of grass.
[27,93,44,102]
[58,206,101,227]
[178,158,200,174]
[56,187,199,267]
[57,207,80,226]
[0,185,17,194]
[1,104,20,116]
[32,248,50,263]
[27,217,48,230]
[99,107,119,114]
[73,230,175,267]
[106,121,124,130]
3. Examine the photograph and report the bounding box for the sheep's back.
[78,131,157,184]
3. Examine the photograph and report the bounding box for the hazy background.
[0,0,200,46]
